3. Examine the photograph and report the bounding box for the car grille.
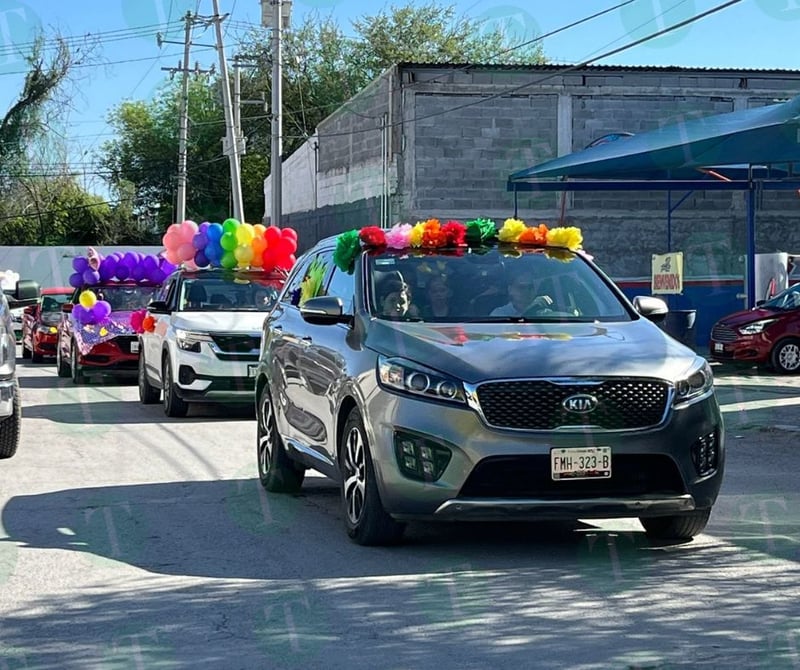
[115,336,139,355]
[459,455,686,499]
[475,379,670,430]
[210,334,260,361]
[711,324,738,342]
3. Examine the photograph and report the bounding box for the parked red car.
[57,281,160,383]
[709,283,800,373]
[21,287,73,362]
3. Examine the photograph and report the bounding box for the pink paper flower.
[385,223,413,249]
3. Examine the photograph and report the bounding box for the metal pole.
[746,185,756,309]
[212,0,244,222]
[271,0,283,228]
[233,57,241,142]
[175,11,192,224]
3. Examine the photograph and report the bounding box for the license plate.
[130,341,140,353]
[247,364,258,378]
[551,446,611,481]
[714,342,724,352]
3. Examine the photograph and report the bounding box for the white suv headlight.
[674,360,714,405]
[175,328,213,353]
[378,355,465,404]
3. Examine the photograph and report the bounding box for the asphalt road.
[1,353,799,670]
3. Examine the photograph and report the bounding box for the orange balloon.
[251,236,267,254]
[142,315,156,332]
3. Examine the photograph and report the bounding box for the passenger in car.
[490,274,553,317]
[376,274,420,319]
[420,275,453,319]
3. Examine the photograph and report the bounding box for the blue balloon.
[206,223,223,242]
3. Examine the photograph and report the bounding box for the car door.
[265,253,320,448]
[142,275,177,385]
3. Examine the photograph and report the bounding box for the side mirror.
[61,303,74,313]
[148,300,170,314]
[23,305,36,315]
[632,295,668,323]
[5,279,41,309]
[300,296,348,325]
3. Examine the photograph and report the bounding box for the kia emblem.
[562,394,598,413]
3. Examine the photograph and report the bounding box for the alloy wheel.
[343,426,366,525]
[778,342,800,372]
[257,391,275,478]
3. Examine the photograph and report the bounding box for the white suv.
[138,268,285,417]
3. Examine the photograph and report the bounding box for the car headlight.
[175,328,213,353]
[674,360,714,404]
[738,319,777,335]
[377,355,465,404]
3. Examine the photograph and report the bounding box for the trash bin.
[662,309,697,349]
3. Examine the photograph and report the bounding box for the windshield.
[367,248,632,323]
[179,277,282,311]
[94,285,159,311]
[41,293,71,314]
[763,284,800,311]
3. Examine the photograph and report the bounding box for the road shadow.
[22,400,254,423]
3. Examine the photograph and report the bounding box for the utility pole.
[160,13,215,224]
[211,0,244,222]
[262,0,292,228]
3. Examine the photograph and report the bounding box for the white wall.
[0,246,164,289]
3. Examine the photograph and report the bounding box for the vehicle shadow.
[22,400,254,423]
[1,480,798,668]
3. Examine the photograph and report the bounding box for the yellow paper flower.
[498,218,527,243]
[547,226,583,251]
[99,327,108,336]
[409,222,426,247]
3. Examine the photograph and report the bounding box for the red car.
[709,283,800,373]
[21,287,73,362]
[56,281,160,384]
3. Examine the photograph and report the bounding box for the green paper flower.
[333,229,361,273]
[465,218,497,245]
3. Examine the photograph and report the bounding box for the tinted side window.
[324,265,355,313]
[280,254,316,307]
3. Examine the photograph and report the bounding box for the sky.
[0,0,799,199]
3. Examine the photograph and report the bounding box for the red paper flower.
[441,221,466,247]
[359,226,386,247]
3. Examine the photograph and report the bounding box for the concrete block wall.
[269,64,800,277]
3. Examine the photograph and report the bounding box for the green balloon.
[222,218,240,234]
[220,251,237,269]
[220,231,238,251]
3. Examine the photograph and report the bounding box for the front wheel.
[340,408,405,546]
[56,342,70,378]
[257,385,304,492]
[70,342,83,385]
[640,508,711,540]
[771,338,800,374]
[0,380,21,459]
[21,343,31,359]
[162,356,188,417]
[138,353,160,404]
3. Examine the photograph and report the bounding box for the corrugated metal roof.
[398,61,800,75]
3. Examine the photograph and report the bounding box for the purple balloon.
[69,272,83,289]
[115,263,130,280]
[142,255,158,273]
[82,268,100,285]
[92,301,111,321]
[131,264,147,282]
[194,249,209,267]
[123,252,137,270]
[159,259,177,275]
[72,257,89,273]
[72,304,90,324]
[99,258,117,281]
[150,268,166,284]
[192,232,208,250]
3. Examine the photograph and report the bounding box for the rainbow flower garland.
[333,218,583,272]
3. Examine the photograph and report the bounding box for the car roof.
[42,287,74,294]
[171,268,286,281]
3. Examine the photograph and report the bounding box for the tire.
[770,338,800,374]
[56,342,70,378]
[0,379,21,459]
[257,385,304,492]
[640,508,711,540]
[31,349,43,363]
[340,408,405,546]
[21,343,31,359]
[162,356,188,418]
[138,353,160,404]
[70,341,83,385]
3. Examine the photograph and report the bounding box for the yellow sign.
[651,252,683,294]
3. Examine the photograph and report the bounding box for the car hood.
[39,312,62,326]
[366,319,699,383]
[172,311,266,334]
[715,306,779,327]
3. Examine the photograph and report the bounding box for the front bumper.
[708,334,770,364]
[172,350,257,403]
[363,388,725,522]
[0,378,15,417]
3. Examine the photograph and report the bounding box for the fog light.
[394,431,452,482]
[691,431,719,477]
[178,365,196,385]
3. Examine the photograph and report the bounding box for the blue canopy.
[509,95,800,182]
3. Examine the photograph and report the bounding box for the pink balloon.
[178,243,195,262]
[164,248,181,265]
[163,231,180,251]
[180,220,198,243]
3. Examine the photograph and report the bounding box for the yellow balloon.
[236,222,255,245]
[234,244,254,266]
[79,290,97,308]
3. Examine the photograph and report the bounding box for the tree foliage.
[98,2,546,227]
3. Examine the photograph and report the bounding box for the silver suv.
[1,280,41,458]
[139,268,285,416]
[255,227,725,545]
